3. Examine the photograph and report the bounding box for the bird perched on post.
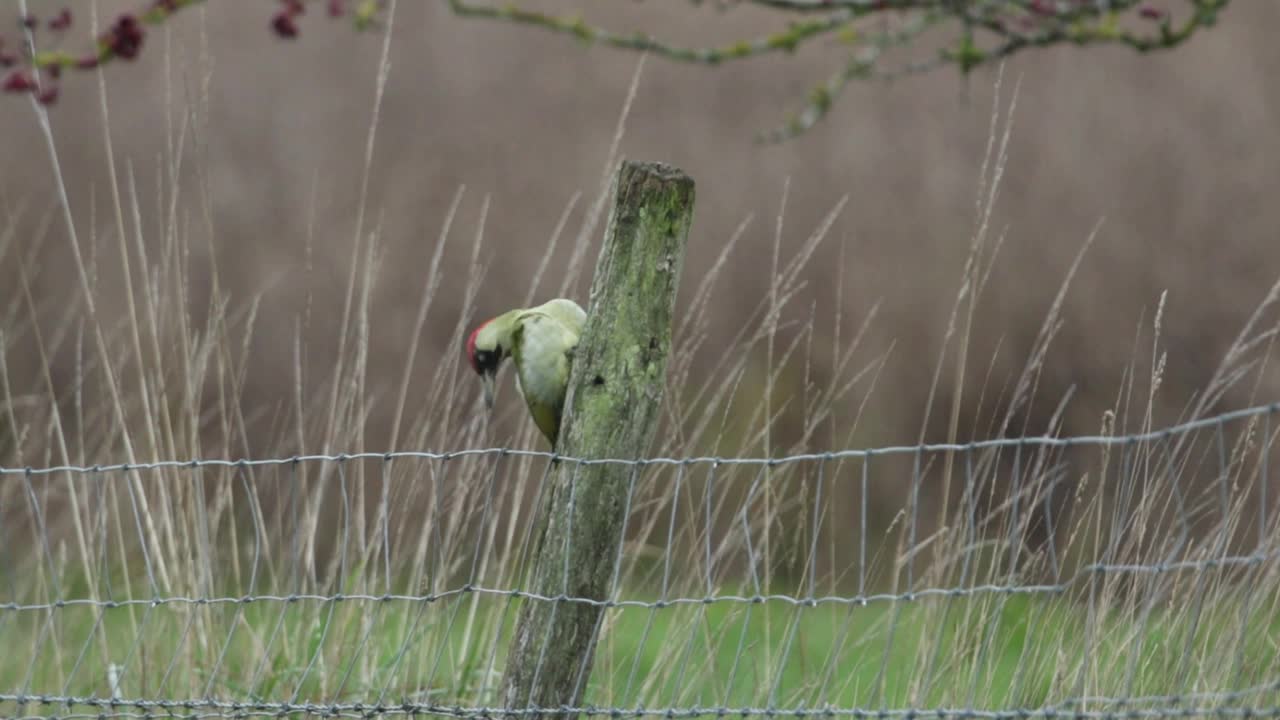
[465,298,587,446]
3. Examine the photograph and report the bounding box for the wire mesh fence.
[2,403,1279,719]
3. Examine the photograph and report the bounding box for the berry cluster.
[1,0,383,106]
[1,9,83,105]
[273,0,356,39]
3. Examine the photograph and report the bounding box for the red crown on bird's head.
[465,319,491,373]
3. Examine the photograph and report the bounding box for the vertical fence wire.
[1,403,1279,719]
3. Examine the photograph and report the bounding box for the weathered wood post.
[499,160,695,717]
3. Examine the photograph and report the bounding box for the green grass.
[5,578,1279,715]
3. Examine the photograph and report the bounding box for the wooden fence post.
[498,160,695,718]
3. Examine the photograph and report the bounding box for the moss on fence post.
[498,160,695,718]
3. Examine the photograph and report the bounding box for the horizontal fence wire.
[4,402,1277,475]
[2,403,1279,719]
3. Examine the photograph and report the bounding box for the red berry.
[106,14,145,60]
[2,70,36,93]
[49,9,73,31]
[271,11,299,38]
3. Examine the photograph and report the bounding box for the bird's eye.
[473,350,498,372]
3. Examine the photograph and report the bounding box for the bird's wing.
[511,309,578,446]
[534,299,587,335]
[517,302,584,343]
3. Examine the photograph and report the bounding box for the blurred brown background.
[3,0,1279,461]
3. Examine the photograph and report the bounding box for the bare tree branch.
[447,0,1231,141]
[0,0,1231,141]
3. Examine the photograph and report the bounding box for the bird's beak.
[480,371,496,410]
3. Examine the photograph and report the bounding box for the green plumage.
[469,298,586,445]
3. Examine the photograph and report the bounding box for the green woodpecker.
[465,298,587,446]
